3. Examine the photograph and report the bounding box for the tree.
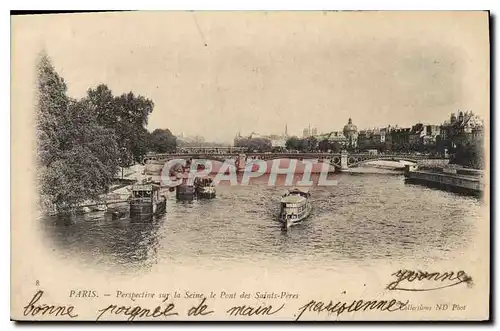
[318,139,331,152]
[66,99,120,180]
[285,136,303,151]
[150,128,177,153]
[234,137,249,148]
[36,51,70,167]
[331,142,342,153]
[86,84,116,130]
[36,53,120,213]
[235,137,272,152]
[246,137,272,152]
[303,136,318,152]
[114,92,154,161]
[85,85,155,163]
[450,140,483,169]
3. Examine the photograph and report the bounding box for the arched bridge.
[144,152,448,171]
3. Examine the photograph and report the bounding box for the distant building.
[302,125,318,138]
[357,129,369,149]
[463,112,484,134]
[315,131,347,145]
[471,125,484,142]
[177,133,206,147]
[439,111,484,149]
[268,134,287,148]
[234,124,289,148]
[357,126,390,151]
[390,128,411,151]
[342,118,358,149]
[423,125,441,145]
[328,131,347,144]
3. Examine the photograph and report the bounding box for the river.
[40,171,483,275]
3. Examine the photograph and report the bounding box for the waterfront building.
[463,112,484,134]
[357,129,369,149]
[409,123,441,149]
[422,125,441,146]
[357,126,391,151]
[390,127,411,152]
[438,111,484,149]
[357,129,377,150]
[409,123,424,147]
[315,131,346,143]
[381,127,391,149]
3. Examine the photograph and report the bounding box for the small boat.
[111,209,127,220]
[176,182,195,200]
[279,188,312,228]
[129,181,167,219]
[194,176,216,199]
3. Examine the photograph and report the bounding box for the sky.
[13,11,489,143]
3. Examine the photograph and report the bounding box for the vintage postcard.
[11,11,490,321]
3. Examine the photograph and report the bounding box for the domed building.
[343,118,358,149]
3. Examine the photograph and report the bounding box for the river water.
[40,171,482,274]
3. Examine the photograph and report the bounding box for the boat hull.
[195,186,217,199]
[176,184,195,200]
[279,188,312,229]
[280,210,311,228]
[130,199,166,220]
[197,192,216,199]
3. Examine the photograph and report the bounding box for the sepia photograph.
[10,10,490,321]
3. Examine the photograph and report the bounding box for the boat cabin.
[193,176,217,199]
[130,182,167,218]
[280,188,311,221]
[284,187,310,196]
[194,176,214,187]
[130,183,162,204]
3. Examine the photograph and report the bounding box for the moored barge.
[130,182,167,219]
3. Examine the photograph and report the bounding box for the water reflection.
[41,173,482,273]
[43,211,164,272]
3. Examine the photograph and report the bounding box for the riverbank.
[404,165,484,197]
[44,164,147,216]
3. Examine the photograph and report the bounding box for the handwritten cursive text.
[386,270,473,291]
[295,299,408,321]
[23,290,78,318]
[96,302,178,321]
[188,298,214,316]
[226,303,285,317]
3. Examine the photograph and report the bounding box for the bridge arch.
[143,152,447,172]
[347,156,419,168]
[147,154,237,164]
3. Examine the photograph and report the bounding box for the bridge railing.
[149,152,446,159]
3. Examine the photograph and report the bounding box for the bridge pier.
[340,150,349,171]
[237,153,246,172]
